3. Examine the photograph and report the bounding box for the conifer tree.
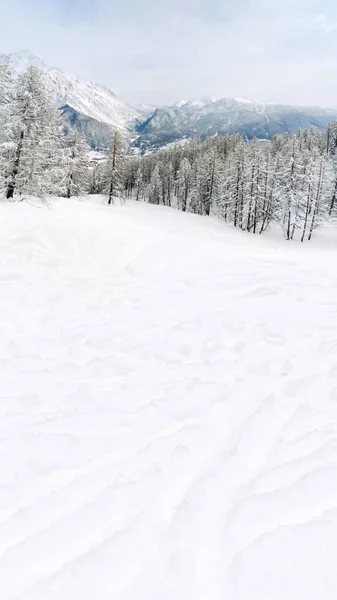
[4,65,63,199]
[177,157,192,211]
[0,58,15,194]
[0,56,14,106]
[149,164,161,205]
[127,126,334,242]
[64,131,90,198]
[105,130,125,205]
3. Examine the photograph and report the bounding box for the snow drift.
[0,198,337,600]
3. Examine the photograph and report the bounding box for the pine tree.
[0,56,14,106]
[64,131,90,198]
[177,157,192,211]
[277,137,307,240]
[126,126,336,243]
[259,150,279,234]
[135,166,144,201]
[217,153,236,222]
[307,155,333,241]
[4,65,63,199]
[105,130,125,205]
[148,164,161,205]
[0,58,15,195]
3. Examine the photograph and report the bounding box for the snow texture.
[0,197,337,599]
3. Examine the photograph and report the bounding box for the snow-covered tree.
[4,65,63,199]
[177,157,192,211]
[307,155,334,241]
[135,166,144,201]
[0,58,15,194]
[148,164,162,205]
[126,124,335,242]
[63,131,90,198]
[0,56,15,106]
[159,158,174,207]
[105,130,125,205]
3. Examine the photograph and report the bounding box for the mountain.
[179,96,217,110]
[136,106,192,149]
[2,51,141,150]
[2,52,337,153]
[173,100,188,108]
[60,105,114,152]
[135,96,337,152]
[134,103,159,116]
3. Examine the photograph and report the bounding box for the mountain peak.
[179,97,217,110]
[3,50,140,129]
[7,50,46,72]
[173,100,188,108]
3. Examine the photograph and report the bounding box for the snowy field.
[1,197,337,600]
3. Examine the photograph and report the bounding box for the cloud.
[1,0,337,106]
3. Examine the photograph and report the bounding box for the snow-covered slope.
[1,198,337,599]
[180,96,218,110]
[135,95,337,150]
[4,51,140,129]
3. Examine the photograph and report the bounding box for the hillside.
[2,51,141,150]
[0,197,337,599]
[136,97,337,151]
[2,53,337,153]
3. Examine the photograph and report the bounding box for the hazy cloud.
[1,0,337,106]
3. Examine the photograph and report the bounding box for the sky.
[1,0,337,107]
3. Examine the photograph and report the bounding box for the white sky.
[1,0,337,106]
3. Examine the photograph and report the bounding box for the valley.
[2,51,337,153]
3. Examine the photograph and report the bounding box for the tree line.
[1,58,337,241]
[0,58,125,202]
[124,126,337,241]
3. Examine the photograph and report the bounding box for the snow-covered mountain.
[179,96,218,110]
[1,51,142,150]
[5,51,140,128]
[135,96,337,151]
[2,52,337,153]
[173,99,188,108]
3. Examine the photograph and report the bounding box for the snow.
[1,197,337,600]
[88,150,108,163]
[5,51,140,129]
[180,96,217,109]
[173,99,188,108]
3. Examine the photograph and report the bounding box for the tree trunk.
[301,184,312,243]
[6,130,24,199]
[329,178,337,215]
[308,161,324,241]
[182,183,187,212]
[108,181,114,205]
[247,163,255,232]
[66,172,73,199]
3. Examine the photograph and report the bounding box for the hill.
[0,197,336,599]
[2,51,141,151]
[136,96,337,151]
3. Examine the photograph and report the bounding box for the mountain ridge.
[1,51,141,151]
[2,51,337,153]
[135,96,337,151]
[4,51,140,128]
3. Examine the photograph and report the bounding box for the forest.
[1,59,337,242]
[121,129,337,242]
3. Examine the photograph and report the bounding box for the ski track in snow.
[0,197,337,599]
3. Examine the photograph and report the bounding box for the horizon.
[1,1,337,107]
[4,49,337,113]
